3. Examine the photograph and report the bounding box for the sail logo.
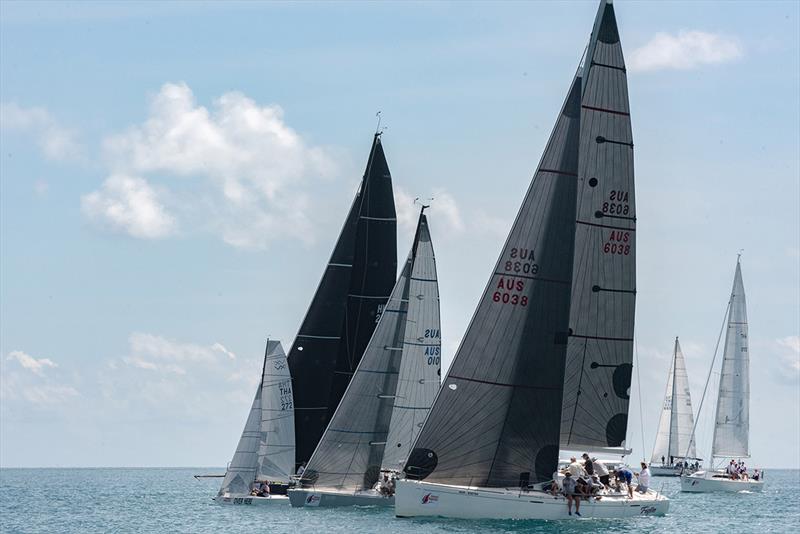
[274,361,286,370]
[305,494,321,506]
[421,493,439,505]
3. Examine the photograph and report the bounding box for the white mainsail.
[219,340,293,496]
[381,216,441,471]
[257,340,295,482]
[651,338,697,465]
[712,258,749,458]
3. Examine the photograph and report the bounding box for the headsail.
[669,338,697,460]
[712,258,749,458]
[257,340,295,482]
[300,212,438,491]
[404,74,582,487]
[218,351,267,496]
[288,133,397,469]
[560,0,636,451]
[650,348,674,464]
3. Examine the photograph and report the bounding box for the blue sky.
[1,0,798,468]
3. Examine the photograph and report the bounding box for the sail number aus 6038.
[603,230,631,255]
[492,277,529,307]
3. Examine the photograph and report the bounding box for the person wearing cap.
[581,453,594,476]
[615,467,634,498]
[561,472,581,516]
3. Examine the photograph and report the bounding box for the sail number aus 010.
[424,329,441,365]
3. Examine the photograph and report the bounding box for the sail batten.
[712,259,750,458]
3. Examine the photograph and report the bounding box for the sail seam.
[591,60,626,72]
[448,374,561,391]
[492,272,571,285]
[582,104,630,117]
[576,219,636,231]
[538,168,578,177]
[569,334,634,342]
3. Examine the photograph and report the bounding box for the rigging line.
[683,296,732,470]
[634,336,645,462]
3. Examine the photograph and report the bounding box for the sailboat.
[215,340,295,505]
[650,337,701,476]
[681,257,763,492]
[395,0,669,519]
[289,208,441,508]
[288,131,397,474]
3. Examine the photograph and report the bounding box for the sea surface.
[1,468,798,533]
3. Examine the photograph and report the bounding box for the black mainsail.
[288,133,397,469]
[560,0,636,451]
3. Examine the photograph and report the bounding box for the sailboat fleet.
[211,0,764,521]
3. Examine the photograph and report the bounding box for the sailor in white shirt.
[636,462,651,493]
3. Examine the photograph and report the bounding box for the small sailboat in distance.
[289,207,441,508]
[215,340,295,505]
[681,256,764,492]
[650,337,702,476]
[395,0,669,519]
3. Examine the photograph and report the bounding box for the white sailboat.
[215,340,295,505]
[650,337,701,476]
[288,208,441,508]
[395,0,669,519]
[681,257,763,493]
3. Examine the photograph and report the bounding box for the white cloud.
[629,31,743,72]
[0,102,82,160]
[85,82,335,248]
[432,188,465,233]
[775,335,800,376]
[6,350,58,376]
[81,174,176,239]
[394,186,464,237]
[126,332,236,367]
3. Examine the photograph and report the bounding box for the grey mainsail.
[712,258,749,459]
[257,340,295,482]
[560,0,636,451]
[404,74,582,487]
[381,214,441,471]
[651,338,696,464]
[300,212,439,491]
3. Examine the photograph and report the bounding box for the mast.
[299,210,437,491]
[560,0,636,452]
[711,256,750,459]
[288,132,397,470]
[404,71,582,487]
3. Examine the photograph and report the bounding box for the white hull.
[288,488,394,508]
[680,471,764,493]
[394,480,669,520]
[650,465,694,477]
[213,493,290,505]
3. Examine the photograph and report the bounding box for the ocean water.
[1,468,798,533]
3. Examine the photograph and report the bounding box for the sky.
[1,0,798,469]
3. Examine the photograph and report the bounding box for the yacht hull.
[680,471,764,493]
[394,479,669,519]
[288,488,394,508]
[213,494,289,505]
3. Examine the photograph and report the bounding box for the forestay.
[712,258,749,459]
[288,133,397,470]
[560,0,636,451]
[257,341,295,482]
[300,212,439,491]
[404,74,582,487]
